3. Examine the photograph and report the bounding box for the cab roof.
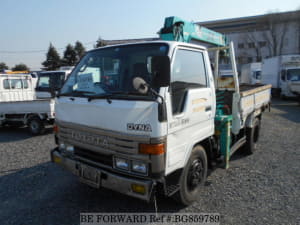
[89,40,207,53]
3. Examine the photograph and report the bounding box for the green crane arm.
[159,16,227,47]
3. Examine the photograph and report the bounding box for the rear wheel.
[28,117,45,135]
[174,145,207,205]
[244,118,260,154]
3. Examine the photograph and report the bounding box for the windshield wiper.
[58,90,96,97]
[73,90,96,94]
[87,91,126,103]
[87,93,114,103]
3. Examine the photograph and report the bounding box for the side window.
[3,79,10,89]
[171,49,207,115]
[11,79,23,89]
[22,79,29,89]
[39,77,50,87]
[172,49,207,87]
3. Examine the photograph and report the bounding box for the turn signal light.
[139,143,165,155]
[53,155,62,164]
[131,184,146,195]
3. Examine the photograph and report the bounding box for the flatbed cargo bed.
[240,84,272,97]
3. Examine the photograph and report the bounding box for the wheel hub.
[187,159,203,191]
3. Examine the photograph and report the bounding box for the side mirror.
[133,77,149,94]
[151,56,170,88]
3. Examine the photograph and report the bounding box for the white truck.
[261,55,300,98]
[290,78,300,104]
[36,68,73,99]
[51,17,271,205]
[0,74,55,134]
[240,62,262,85]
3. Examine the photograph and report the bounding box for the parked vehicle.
[240,62,262,84]
[0,74,35,102]
[51,16,271,205]
[0,74,55,134]
[261,55,300,97]
[289,76,300,104]
[36,69,72,99]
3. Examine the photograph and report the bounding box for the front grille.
[58,125,146,155]
[74,147,113,167]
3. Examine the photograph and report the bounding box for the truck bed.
[0,99,55,116]
[218,84,272,134]
[240,84,272,96]
[239,84,272,121]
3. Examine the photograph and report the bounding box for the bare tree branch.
[259,12,288,57]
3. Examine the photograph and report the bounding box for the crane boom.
[159,16,226,47]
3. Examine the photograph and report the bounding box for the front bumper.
[51,148,154,201]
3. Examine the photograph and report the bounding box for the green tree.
[42,43,61,70]
[74,41,86,62]
[95,37,107,48]
[0,62,9,71]
[12,63,30,71]
[61,44,77,66]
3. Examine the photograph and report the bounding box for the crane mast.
[159,16,227,47]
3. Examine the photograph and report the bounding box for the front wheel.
[174,145,207,205]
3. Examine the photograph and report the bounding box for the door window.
[171,49,207,114]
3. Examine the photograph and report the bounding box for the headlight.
[66,145,74,153]
[132,161,147,174]
[59,143,65,150]
[115,158,129,170]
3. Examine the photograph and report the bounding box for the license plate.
[80,165,100,188]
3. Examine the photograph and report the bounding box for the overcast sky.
[0,0,299,70]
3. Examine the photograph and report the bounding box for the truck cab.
[36,70,71,99]
[280,67,300,98]
[240,63,262,85]
[0,74,35,102]
[51,41,215,201]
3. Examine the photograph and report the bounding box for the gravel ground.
[0,98,299,225]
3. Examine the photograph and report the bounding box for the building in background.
[100,10,300,69]
[198,10,300,65]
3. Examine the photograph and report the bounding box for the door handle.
[205,106,212,112]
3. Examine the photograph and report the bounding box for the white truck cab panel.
[0,74,35,102]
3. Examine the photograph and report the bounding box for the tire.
[28,117,45,135]
[174,145,207,205]
[244,118,260,155]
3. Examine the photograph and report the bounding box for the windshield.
[60,43,169,98]
[287,69,300,81]
[37,72,66,91]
